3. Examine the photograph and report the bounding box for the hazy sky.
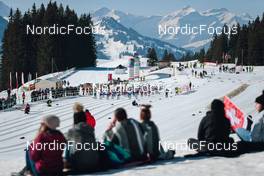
[1,0,264,18]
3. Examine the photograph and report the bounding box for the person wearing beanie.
[188,99,233,155]
[18,115,66,176]
[251,90,264,142]
[64,105,100,173]
[235,91,264,155]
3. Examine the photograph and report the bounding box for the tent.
[114,65,127,74]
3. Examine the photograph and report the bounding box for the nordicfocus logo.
[159,141,238,152]
[26,140,106,151]
[158,24,238,36]
[26,24,106,35]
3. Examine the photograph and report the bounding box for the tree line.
[147,48,177,66]
[1,1,97,90]
[189,13,264,65]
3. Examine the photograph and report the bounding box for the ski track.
[0,93,163,153]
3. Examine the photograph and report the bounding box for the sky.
[1,0,264,18]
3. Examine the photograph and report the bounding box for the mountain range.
[94,17,187,60]
[92,6,253,51]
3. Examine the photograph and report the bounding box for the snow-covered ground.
[0,65,264,176]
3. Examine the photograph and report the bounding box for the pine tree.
[147,48,158,66]
[162,49,169,60]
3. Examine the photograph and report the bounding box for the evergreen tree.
[147,48,158,66]
[1,2,98,90]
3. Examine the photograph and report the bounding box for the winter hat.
[211,99,225,112]
[255,90,264,106]
[42,115,60,130]
[73,102,84,113]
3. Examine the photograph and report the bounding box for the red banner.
[224,96,245,130]
[108,74,112,81]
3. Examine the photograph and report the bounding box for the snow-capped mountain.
[0,1,8,44]
[0,1,9,17]
[92,6,253,51]
[94,17,187,60]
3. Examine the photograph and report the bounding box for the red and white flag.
[224,96,245,130]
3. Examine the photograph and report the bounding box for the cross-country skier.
[24,103,30,114]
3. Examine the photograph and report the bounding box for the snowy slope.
[0,66,264,176]
[95,17,187,60]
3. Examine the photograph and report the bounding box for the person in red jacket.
[72,103,96,128]
[18,115,66,176]
[85,109,96,128]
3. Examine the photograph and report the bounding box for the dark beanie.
[255,90,264,106]
[211,99,225,112]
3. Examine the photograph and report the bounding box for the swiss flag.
[224,96,245,130]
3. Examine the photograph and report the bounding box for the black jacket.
[198,111,231,143]
[73,112,86,125]
[67,122,100,171]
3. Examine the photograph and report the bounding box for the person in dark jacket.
[17,115,66,176]
[103,108,146,162]
[73,102,86,125]
[24,103,30,114]
[64,112,100,173]
[198,99,232,143]
[140,105,160,161]
[139,105,175,161]
[188,99,233,154]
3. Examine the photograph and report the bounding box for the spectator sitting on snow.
[251,90,264,142]
[139,105,175,161]
[73,102,86,125]
[103,108,146,163]
[18,115,66,176]
[234,91,264,155]
[188,99,234,154]
[64,110,100,172]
